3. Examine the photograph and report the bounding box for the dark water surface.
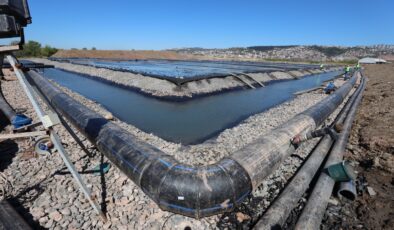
[41,69,340,144]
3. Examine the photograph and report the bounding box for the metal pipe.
[6,55,46,119]
[50,132,106,220]
[253,74,364,229]
[26,70,358,218]
[294,73,366,230]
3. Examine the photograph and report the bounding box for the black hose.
[0,82,32,129]
[0,89,16,121]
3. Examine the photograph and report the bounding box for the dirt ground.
[323,63,394,229]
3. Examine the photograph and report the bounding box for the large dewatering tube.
[26,70,358,218]
[26,70,250,218]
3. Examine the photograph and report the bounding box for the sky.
[24,0,394,50]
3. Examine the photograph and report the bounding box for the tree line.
[14,41,58,57]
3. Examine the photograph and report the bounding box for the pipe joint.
[291,126,339,145]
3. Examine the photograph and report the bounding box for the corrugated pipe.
[26,70,357,218]
[253,73,364,229]
[294,73,366,230]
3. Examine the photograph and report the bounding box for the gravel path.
[0,68,353,229]
[26,58,339,99]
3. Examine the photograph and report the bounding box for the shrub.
[14,40,58,57]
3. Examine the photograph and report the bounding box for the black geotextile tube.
[26,70,252,218]
[0,88,16,121]
[26,70,356,218]
[303,74,356,125]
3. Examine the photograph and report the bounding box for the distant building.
[358,57,387,64]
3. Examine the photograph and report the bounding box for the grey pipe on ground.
[254,135,334,229]
[294,73,366,230]
[26,70,357,218]
[338,180,357,201]
[253,73,364,229]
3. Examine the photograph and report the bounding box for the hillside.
[52,45,394,63]
[172,45,394,62]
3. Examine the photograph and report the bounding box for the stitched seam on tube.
[217,162,238,207]
[156,163,177,206]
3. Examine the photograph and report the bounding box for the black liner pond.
[49,58,322,85]
[40,68,341,144]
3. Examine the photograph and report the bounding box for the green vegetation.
[15,40,58,57]
[40,45,58,57]
[331,59,358,65]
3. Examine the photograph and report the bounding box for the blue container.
[11,114,32,129]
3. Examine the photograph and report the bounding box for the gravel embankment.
[0,69,353,229]
[27,58,338,99]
